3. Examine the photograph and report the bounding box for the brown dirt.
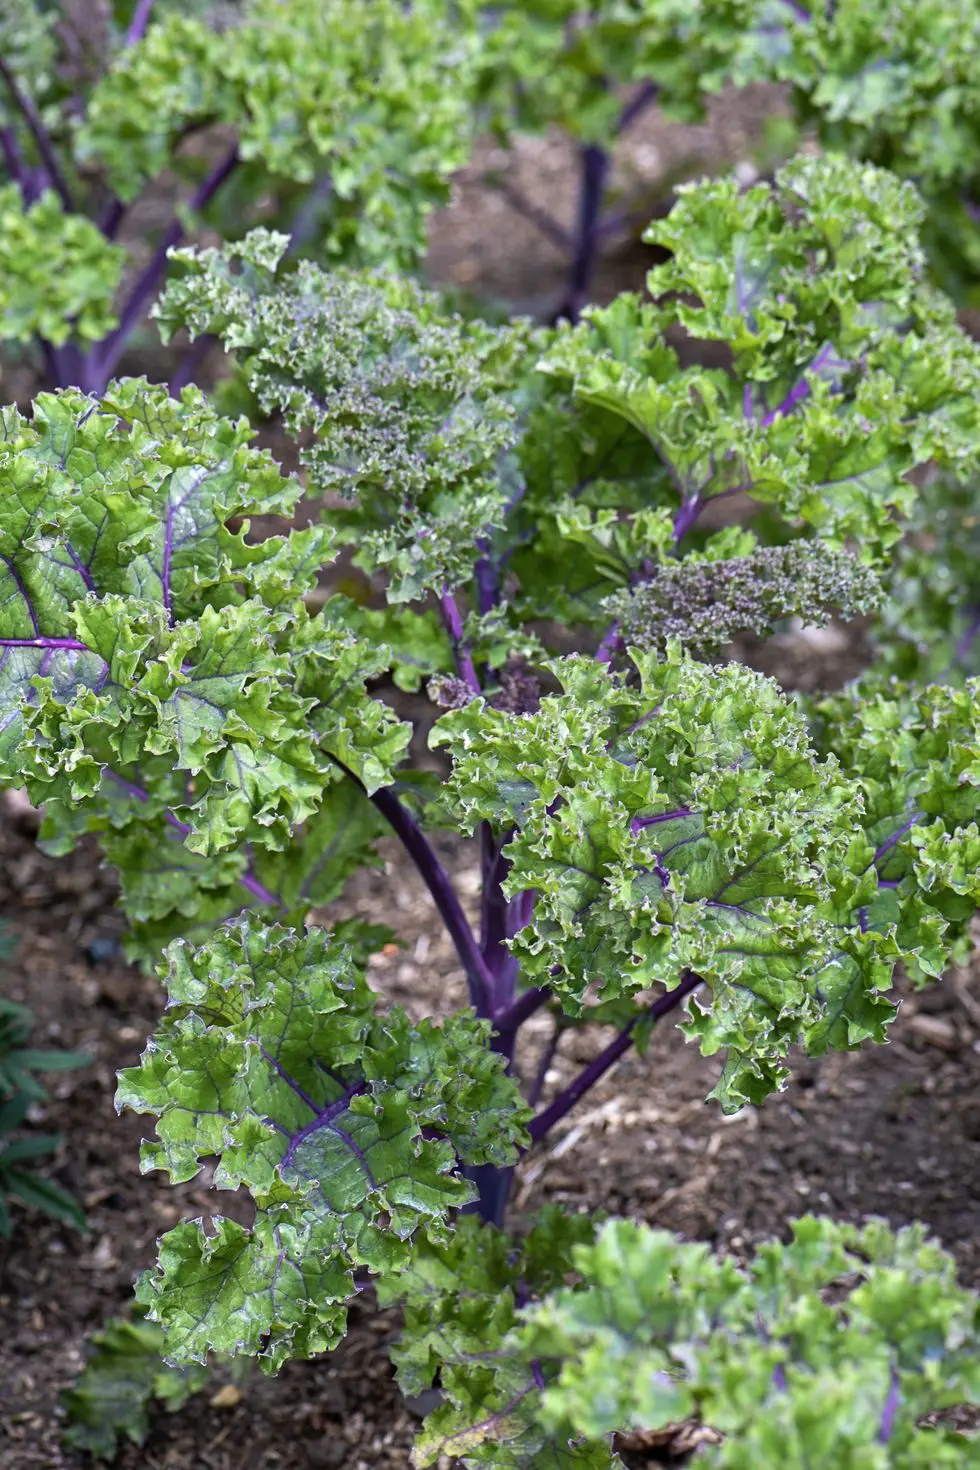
[1,780,979,1470]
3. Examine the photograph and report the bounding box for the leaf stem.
[439,590,481,696]
[124,0,157,44]
[526,1020,562,1108]
[869,811,926,868]
[495,985,551,1033]
[617,80,659,136]
[554,143,609,323]
[494,179,573,256]
[0,637,89,650]
[327,757,494,1016]
[527,970,703,1145]
[91,142,240,390]
[759,343,833,427]
[0,57,73,212]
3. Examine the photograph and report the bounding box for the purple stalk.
[595,621,622,664]
[0,57,73,212]
[439,590,481,696]
[527,970,704,1145]
[480,827,521,1022]
[954,609,980,667]
[339,770,494,1017]
[124,0,157,45]
[617,80,659,137]
[91,142,240,391]
[527,1022,561,1108]
[878,1371,900,1444]
[869,811,925,869]
[162,503,176,622]
[168,333,217,398]
[474,554,500,617]
[0,637,88,650]
[672,496,703,545]
[760,344,833,428]
[554,144,609,324]
[495,180,573,257]
[495,985,551,1033]
[0,126,36,204]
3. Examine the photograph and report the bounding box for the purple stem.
[480,828,520,1023]
[495,180,573,257]
[554,144,609,324]
[124,0,157,45]
[168,333,217,397]
[331,764,493,1017]
[0,57,73,212]
[527,1023,561,1108]
[595,621,622,664]
[439,590,481,697]
[617,80,659,136]
[0,126,35,203]
[474,554,499,617]
[760,344,833,428]
[528,970,704,1145]
[162,503,175,621]
[672,496,703,545]
[495,985,551,1033]
[91,142,240,391]
[0,637,88,650]
[258,1044,323,1116]
[869,812,925,869]
[954,609,980,667]
[878,1371,900,1445]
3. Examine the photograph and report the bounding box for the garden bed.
[2,805,979,1470]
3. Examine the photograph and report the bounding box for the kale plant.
[469,0,980,313]
[1,154,980,1465]
[470,0,766,320]
[60,1310,212,1460]
[0,0,478,394]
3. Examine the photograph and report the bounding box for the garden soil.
[3,93,980,1470]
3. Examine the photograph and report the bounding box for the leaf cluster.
[59,1311,211,1460]
[380,1212,980,1469]
[118,919,530,1370]
[0,378,409,959]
